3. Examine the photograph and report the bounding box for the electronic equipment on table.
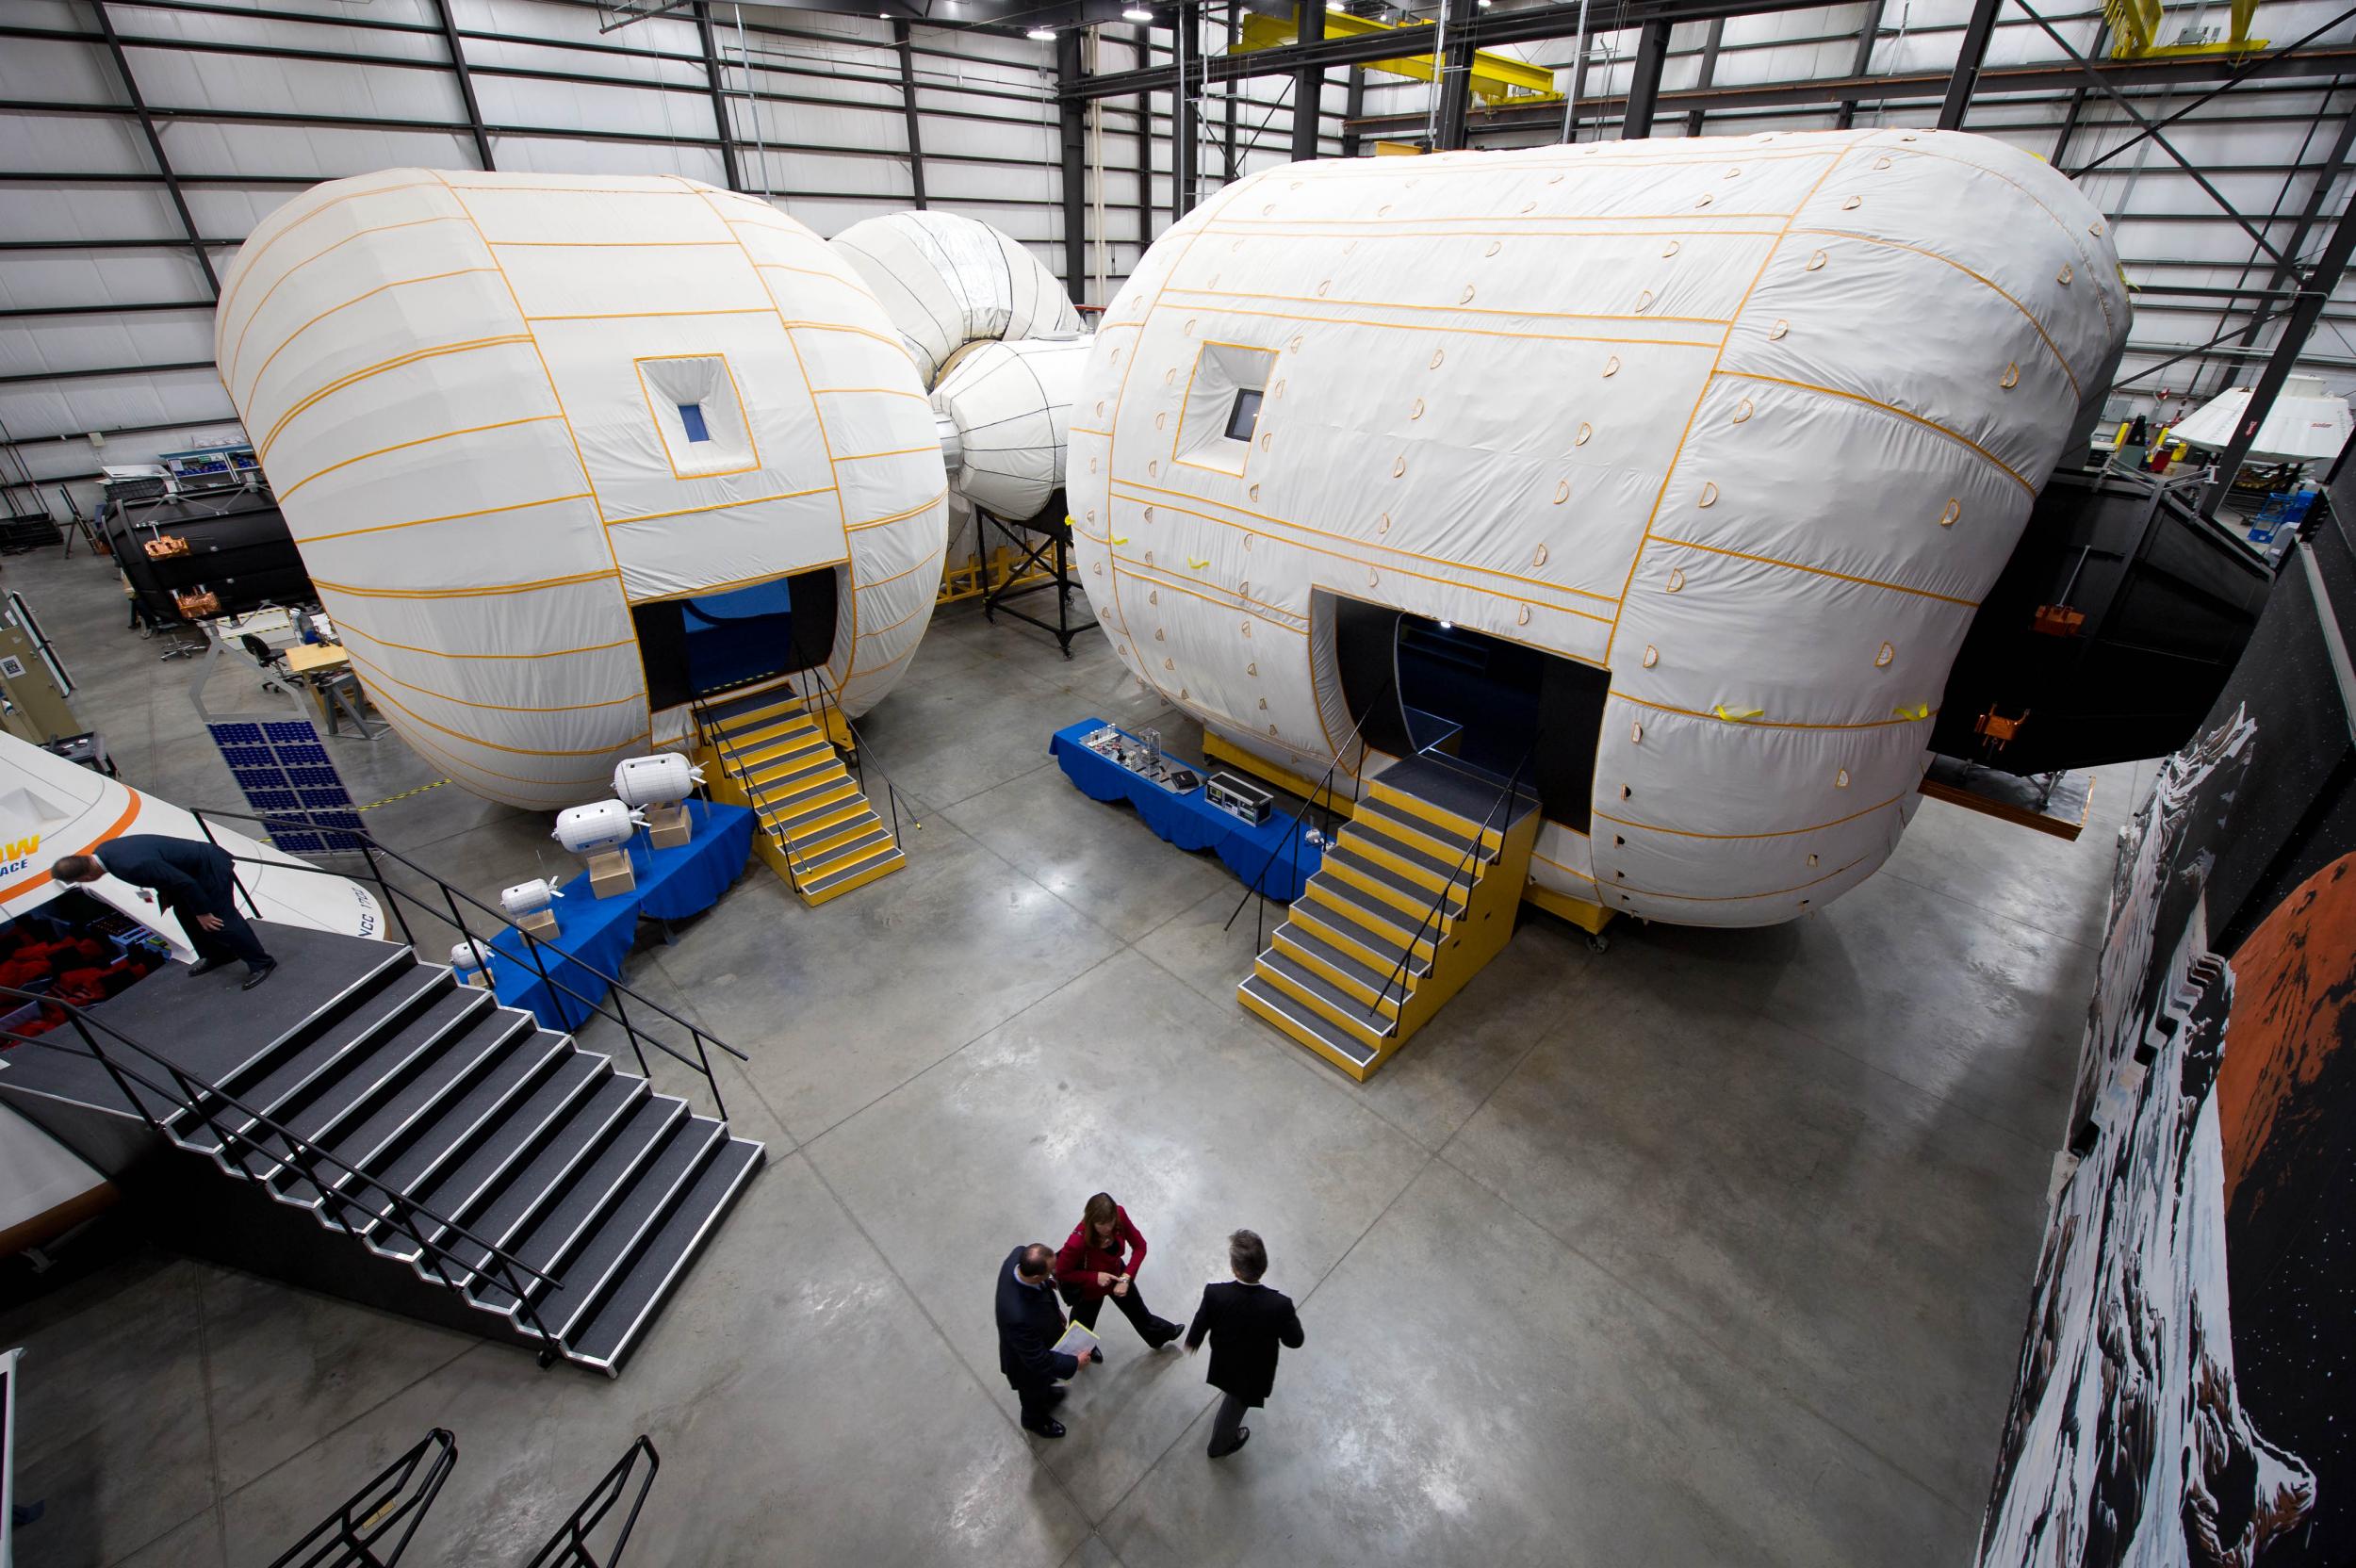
[1079,725,1200,794]
[1204,771,1274,825]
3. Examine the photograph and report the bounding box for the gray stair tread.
[1240,975,1380,1067]
[1348,813,1481,881]
[270,987,502,1153]
[1306,871,1443,950]
[793,825,890,874]
[307,1011,535,1193]
[379,1051,607,1254]
[86,923,415,1088]
[1374,753,1538,828]
[1275,923,1406,999]
[1355,793,1497,862]
[463,1086,675,1286]
[334,1028,571,1223]
[1260,950,1396,1034]
[745,749,835,790]
[1327,844,1468,916]
[773,792,865,837]
[701,684,803,726]
[763,770,856,812]
[568,1137,766,1369]
[804,846,903,896]
[169,964,462,1156]
[1292,899,1434,976]
[451,1074,649,1266]
[511,1115,726,1332]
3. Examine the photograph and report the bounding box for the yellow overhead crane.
[1234,8,1562,106]
[2102,0,2266,57]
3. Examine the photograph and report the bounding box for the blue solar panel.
[205,713,362,858]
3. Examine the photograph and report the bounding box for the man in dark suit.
[995,1241,1097,1439]
[1185,1228,1304,1459]
[51,837,277,989]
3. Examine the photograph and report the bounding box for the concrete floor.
[0,543,2139,1567]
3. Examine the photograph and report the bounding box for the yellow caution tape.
[1711,705,1764,722]
[359,777,450,811]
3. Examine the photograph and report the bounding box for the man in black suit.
[1185,1228,1304,1459]
[995,1241,1097,1439]
[51,837,277,989]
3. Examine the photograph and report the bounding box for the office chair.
[239,632,289,694]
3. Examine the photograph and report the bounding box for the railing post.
[194,808,267,923]
[607,985,653,1079]
[366,847,416,948]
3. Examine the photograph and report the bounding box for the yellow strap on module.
[1712,704,1764,722]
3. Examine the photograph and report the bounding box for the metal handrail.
[522,1434,661,1568]
[0,988,566,1354]
[688,686,828,888]
[188,808,746,1122]
[1366,746,1534,1023]
[268,1428,456,1568]
[1224,676,1397,952]
[794,662,917,855]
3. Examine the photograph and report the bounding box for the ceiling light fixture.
[1123,5,1153,18]
[1027,24,1057,37]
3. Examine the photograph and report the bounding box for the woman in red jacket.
[1054,1192,1183,1350]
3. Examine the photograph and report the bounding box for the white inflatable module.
[214,172,950,810]
[1070,131,2130,926]
[611,752,701,808]
[828,210,1084,387]
[553,800,645,856]
[450,938,494,978]
[499,878,563,918]
[931,337,1095,521]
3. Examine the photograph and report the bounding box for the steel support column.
[1223,1,1240,184]
[432,0,493,170]
[2201,186,2356,517]
[1340,64,1366,157]
[1621,18,1672,139]
[89,1,217,299]
[1174,3,1197,215]
[894,21,927,208]
[1291,0,1324,163]
[1684,17,1725,136]
[1937,0,2003,129]
[1834,0,1883,130]
[694,3,744,192]
[1059,29,1088,295]
[1435,24,1477,149]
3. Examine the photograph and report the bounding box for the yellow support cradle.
[1235,10,1562,106]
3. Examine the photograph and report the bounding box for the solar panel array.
[206,717,364,853]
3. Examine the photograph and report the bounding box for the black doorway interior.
[631,565,840,712]
[1329,596,1612,831]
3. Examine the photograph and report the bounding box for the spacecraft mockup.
[1067,130,2131,926]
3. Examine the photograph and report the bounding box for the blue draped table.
[488,800,753,1030]
[1048,719,1322,902]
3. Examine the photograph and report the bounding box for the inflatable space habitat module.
[1067,129,2130,926]
[215,131,2127,928]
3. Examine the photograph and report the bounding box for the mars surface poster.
[1978,513,2356,1568]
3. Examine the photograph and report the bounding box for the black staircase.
[0,921,763,1376]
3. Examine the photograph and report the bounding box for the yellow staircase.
[1238,754,1540,1082]
[695,684,906,906]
